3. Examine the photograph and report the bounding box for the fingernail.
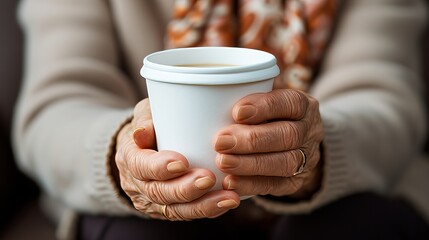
[215,135,236,151]
[217,199,239,209]
[236,105,256,121]
[227,179,235,190]
[167,161,187,173]
[133,127,145,146]
[219,155,237,169]
[195,177,215,190]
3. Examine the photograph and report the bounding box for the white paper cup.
[141,47,279,191]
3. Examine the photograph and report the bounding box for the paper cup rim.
[140,47,280,85]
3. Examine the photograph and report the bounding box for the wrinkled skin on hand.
[114,99,240,221]
[113,88,324,220]
[214,89,324,199]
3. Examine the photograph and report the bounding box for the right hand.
[114,99,240,220]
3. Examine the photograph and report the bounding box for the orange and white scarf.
[166,0,337,90]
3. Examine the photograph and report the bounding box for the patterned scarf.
[166,0,337,91]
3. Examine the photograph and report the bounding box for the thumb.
[132,98,156,149]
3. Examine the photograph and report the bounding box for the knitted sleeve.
[253,0,428,213]
[12,0,141,219]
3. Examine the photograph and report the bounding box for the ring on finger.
[293,149,307,176]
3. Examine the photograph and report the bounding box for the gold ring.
[293,149,307,176]
[161,204,168,218]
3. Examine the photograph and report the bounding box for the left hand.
[214,89,324,198]
[114,99,240,221]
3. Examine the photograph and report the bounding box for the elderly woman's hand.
[215,89,324,199]
[114,99,240,220]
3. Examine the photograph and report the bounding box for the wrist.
[110,123,133,202]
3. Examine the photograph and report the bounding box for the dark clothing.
[78,192,429,240]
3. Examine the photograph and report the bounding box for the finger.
[216,149,306,177]
[137,168,217,205]
[224,175,306,197]
[232,89,309,124]
[132,98,156,149]
[214,121,306,154]
[119,141,189,181]
[164,190,240,221]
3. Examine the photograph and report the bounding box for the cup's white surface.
[141,47,279,191]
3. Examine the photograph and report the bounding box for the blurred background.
[0,1,55,239]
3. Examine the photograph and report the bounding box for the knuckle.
[246,127,261,151]
[307,99,323,133]
[168,206,188,221]
[145,157,163,180]
[161,181,201,205]
[123,146,135,167]
[119,178,132,193]
[280,122,301,149]
[252,154,268,174]
[296,91,310,113]
[172,185,192,202]
[145,183,169,204]
[263,93,279,113]
[278,124,290,150]
[131,196,151,212]
[122,143,136,165]
[311,115,324,142]
[306,145,320,170]
[126,151,162,181]
[191,206,208,218]
[288,90,309,119]
[127,151,146,179]
[118,172,133,191]
[266,92,286,117]
[279,152,296,177]
[292,151,303,173]
[115,149,125,168]
[133,202,149,213]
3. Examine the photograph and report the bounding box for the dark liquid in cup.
[175,64,238,67]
